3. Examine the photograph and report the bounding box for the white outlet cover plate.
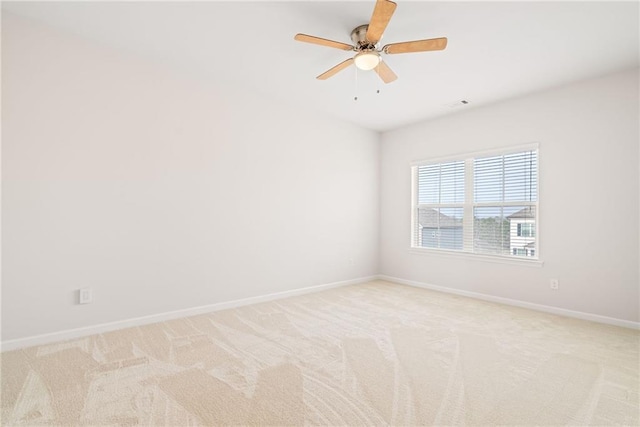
[79,288,93,304]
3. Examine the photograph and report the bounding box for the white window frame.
[410,143,542,267]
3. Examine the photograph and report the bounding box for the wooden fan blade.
[317,58,354,80]
[366,0,397,44]
[374,60,398,84]
[383,37,448,54]
[294,33,354,51]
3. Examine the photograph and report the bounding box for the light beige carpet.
[1,280,639,426]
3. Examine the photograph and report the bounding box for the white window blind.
[412,147,538,260]
[414,160,465,250]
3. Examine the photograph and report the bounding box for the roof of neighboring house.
[419,208,462,228]
[525,241,536,248]
[507,206,536,219]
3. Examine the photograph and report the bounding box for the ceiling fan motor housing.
[351,25,376,51]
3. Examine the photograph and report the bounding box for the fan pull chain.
[354,66,358,101]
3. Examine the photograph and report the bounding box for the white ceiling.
[3,1,639,132]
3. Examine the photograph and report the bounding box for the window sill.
[408,247,544,268]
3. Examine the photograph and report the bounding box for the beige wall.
[1,14,380,341]
[380,68,640,322]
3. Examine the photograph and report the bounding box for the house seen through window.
[412,146,538,259]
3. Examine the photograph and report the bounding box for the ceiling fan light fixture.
[354,51,381,71]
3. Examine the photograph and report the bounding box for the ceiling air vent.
[445,100,470,108]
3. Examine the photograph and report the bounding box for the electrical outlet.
[550,279,559,290]
[79,288,93,304]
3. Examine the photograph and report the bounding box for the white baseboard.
[5,274,636,351]
[1,276,378,352]
[378,275,640,330]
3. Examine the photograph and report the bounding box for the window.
[412,146,538,260]
[517,223,535,237]
[414,160,464,250]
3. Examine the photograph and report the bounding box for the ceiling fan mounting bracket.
[350,25,376,51]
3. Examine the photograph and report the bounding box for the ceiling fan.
[294,0,447,84]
